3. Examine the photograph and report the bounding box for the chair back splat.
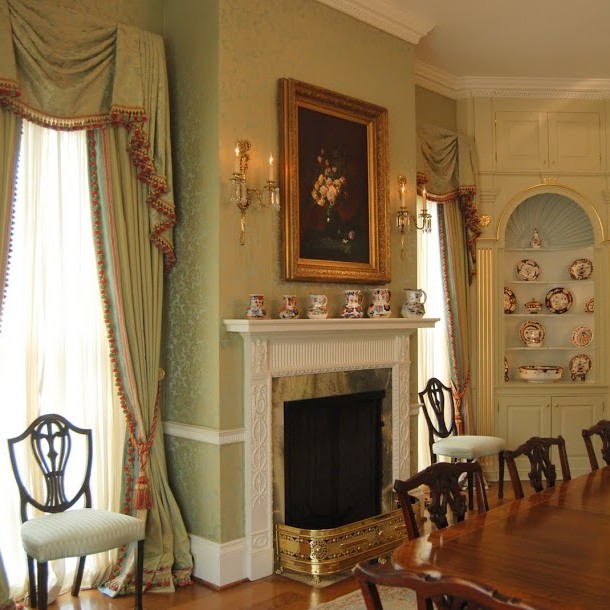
[503,435,571,499]
[353,562,539,610]
[394,461,488,538]
[582,419,610,471]
[7,414,145,610]
[418,378,457,458]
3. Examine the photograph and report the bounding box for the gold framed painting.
[279,78,390,284]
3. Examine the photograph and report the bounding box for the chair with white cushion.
[419,377,505,508]
[7,414,145,610]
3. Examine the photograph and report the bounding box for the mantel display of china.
[244,288,426,320]
[503,228,594,383]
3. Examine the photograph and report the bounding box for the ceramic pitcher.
[341,289,364,318]
[245,294,266,319]
[307,293,328,319]
[279,294,299,319]
[367,288,391,318]
[401,288,426,318]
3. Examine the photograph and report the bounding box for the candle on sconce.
[399,184,406,207]
[234,146,240,174]
[422,186,427,201]
[268,154,275,181]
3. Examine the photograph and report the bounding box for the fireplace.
[284,390,385,530]
[224,317,437,581]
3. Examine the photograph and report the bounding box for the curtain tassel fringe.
[134,472,152,510]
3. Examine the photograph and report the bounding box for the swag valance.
[0,0,175,269]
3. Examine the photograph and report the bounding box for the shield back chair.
[352,562,538,610]
[582,419,610,471]
[502,435,571,499]
[7,414,145,610]
[394,461,489,540]
[419,377,506,508]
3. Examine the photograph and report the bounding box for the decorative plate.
[504,288,517,314]
[584,297,595,313]
[569,353,592,381]
[571,325,593,348]
[519,320,545,347]
[569,258,593,280]
[545,287,573,314]
[517,259,540,281]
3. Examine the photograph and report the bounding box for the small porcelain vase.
[401,288,427,318]
[279,294,299,319]
[367,289,391,318]
[307,293,328,319]
[245,294,266,319]
[341,289,364,318]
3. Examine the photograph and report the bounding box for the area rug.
[310,586,416,609]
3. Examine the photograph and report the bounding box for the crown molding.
[415,61,610,100]
[315,0,434,44]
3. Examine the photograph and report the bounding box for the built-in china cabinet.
[464,95,610,479]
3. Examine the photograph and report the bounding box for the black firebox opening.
[283,390,385,530]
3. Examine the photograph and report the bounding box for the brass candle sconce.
[395,175,433,259]
[230,139,280,245]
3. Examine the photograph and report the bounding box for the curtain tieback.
[451,371,471,435]
[129,368,165,510]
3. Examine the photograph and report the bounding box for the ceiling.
[317,0,610,97]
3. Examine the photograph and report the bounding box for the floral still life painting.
[279,78,390,284]
[301,128,369,264]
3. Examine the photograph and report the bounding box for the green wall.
[163,0,418,544]
[415,85,457,131]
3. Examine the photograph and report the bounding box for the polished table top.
[392,467,610,610]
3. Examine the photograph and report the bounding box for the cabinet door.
[495,111,547,171]
[498,395,551,478]
[552,394,605,476]
[547,112,603,171]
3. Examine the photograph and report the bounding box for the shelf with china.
[501,202,596,385]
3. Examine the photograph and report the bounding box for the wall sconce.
[395,175,432,260]
[230,139,280,245]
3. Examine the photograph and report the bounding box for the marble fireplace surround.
[224,317,437,581]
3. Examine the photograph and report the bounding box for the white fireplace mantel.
[224,317,438,580]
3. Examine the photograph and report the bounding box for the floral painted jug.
[367,289,391,318]
[246,294,266,319]
[401,288,426,318]
[307,293,328,319]
[341,289,364,318]
[279,294,299,319]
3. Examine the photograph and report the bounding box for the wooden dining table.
[392,466,610,610]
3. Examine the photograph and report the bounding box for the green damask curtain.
[416,124,482,432]
[0,0,192,594]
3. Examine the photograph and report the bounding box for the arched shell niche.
[505,193,593,249]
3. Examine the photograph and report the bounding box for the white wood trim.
[163,421,245,445]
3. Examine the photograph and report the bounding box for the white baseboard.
[189,534,247,587]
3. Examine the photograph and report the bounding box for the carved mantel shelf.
[223,316,438,581]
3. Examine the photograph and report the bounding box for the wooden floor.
[47,482,514,610]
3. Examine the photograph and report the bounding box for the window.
[0,121,124,599]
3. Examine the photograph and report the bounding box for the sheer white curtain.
[417,199,450,469]
[0,120,125,601]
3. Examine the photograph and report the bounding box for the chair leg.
[37,561,48,610]
[72,555,87,596]
[467,470,474,510]
[27,555,37,608]
[498,450,505,499]
[135,539,144,610]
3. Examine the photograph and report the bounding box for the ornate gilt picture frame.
[279,78,390,283]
